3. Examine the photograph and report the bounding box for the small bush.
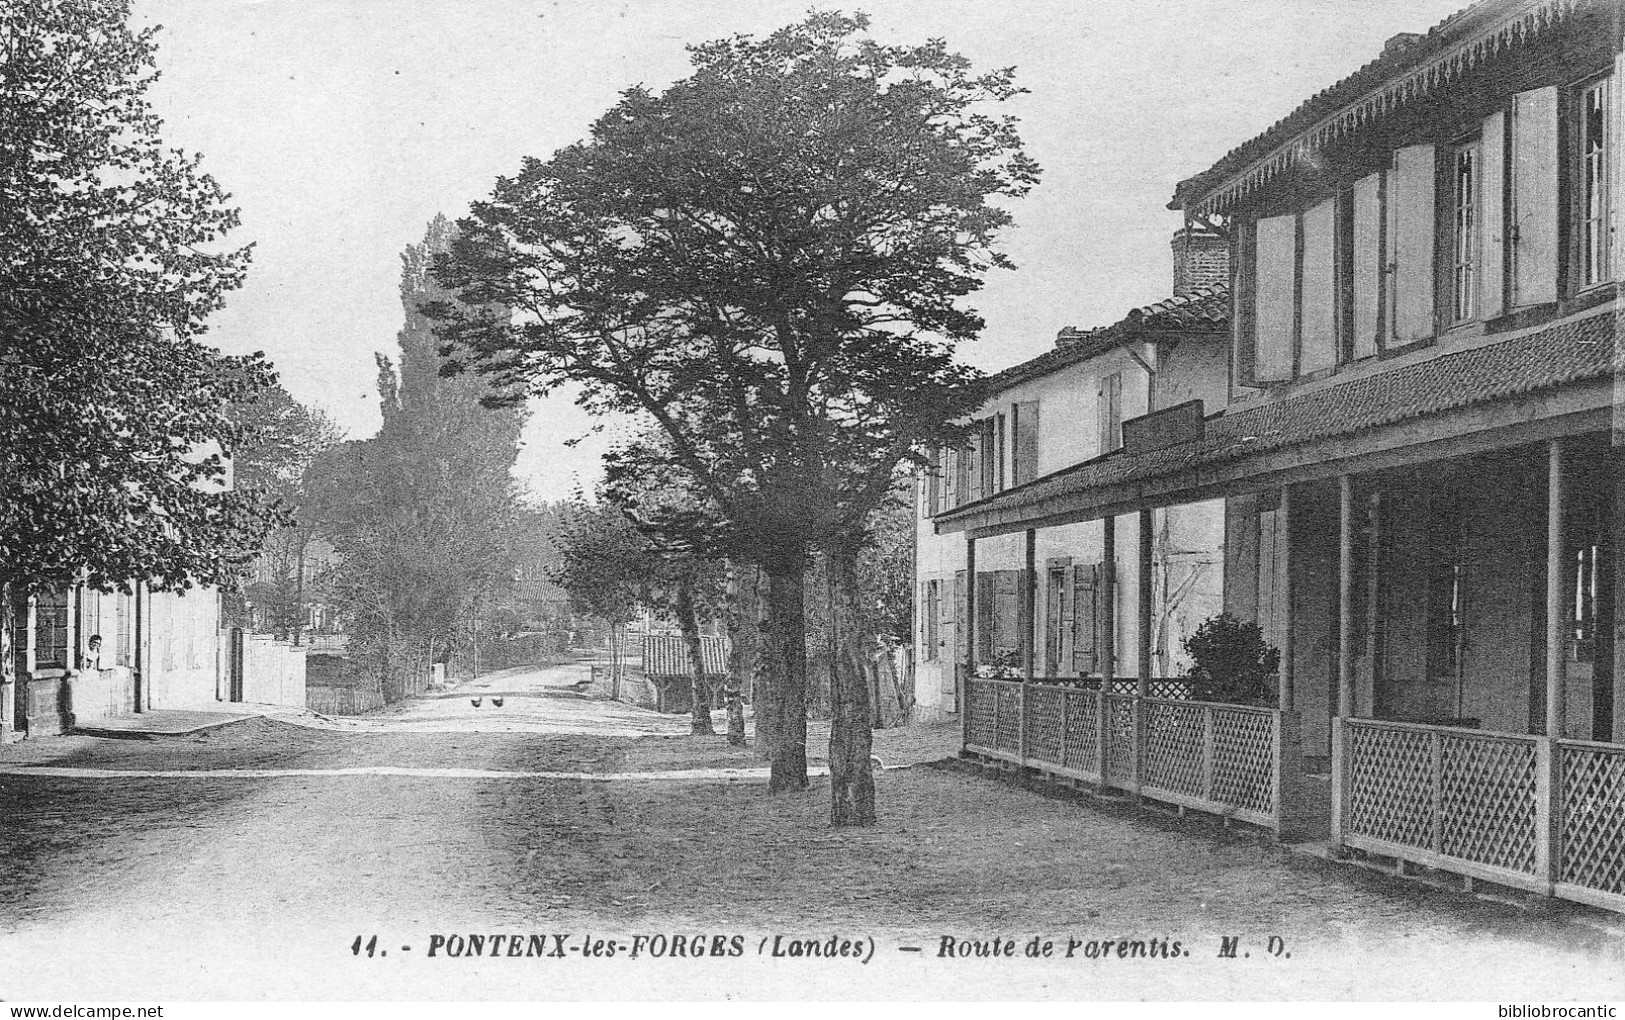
[1182,613,1280,706]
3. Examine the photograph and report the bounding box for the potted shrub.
[1182,613,1280,706]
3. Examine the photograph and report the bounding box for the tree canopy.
[0,0,277,595]
[431,10,1031,562]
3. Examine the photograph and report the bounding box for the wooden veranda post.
[1535,439,1568,887]
[1331,475,1354,847]
[1022,529,1037,681]
[1137,509,1153,697]
[963,533,977,746]
[1546,439,1567,737]
[1102,516,1116,684]
[1279,484,1295,713]
[1020,528,1035,764]
[1338,475,1354,719]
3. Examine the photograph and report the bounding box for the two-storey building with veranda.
[915,227,1232,720]
[940,0,1625,915]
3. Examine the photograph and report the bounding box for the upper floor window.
[1097,372,1123,454]
[1010,400,1039,485]
[1450,139,1480,324]
[1579,75,1613,290]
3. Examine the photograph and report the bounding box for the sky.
[133,0,1470,501]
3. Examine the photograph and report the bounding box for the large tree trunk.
[827,543,876,826]
[608,622,622,701]
[722,563,755,747]
[674,576,715,735]
[750,566,780,763]
[761,559,808,791]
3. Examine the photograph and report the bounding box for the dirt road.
[2,662,1621,1000]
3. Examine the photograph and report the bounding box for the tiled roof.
[939,307,1616,527]
[1169,0,1578,213]
[641,633,729,678]
[988,284,1230,391]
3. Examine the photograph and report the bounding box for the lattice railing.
[1060,687,1101,774]
[1044,677,1192,700]
[1339,719,1542,887]
[1139,699,1205,798]
[1558,740,1625,902]
[1439,731,1538,874]
[965,679,1001,752]
[1209,706,1278,817]
[1102,693,1137,784]
[1024,684,1067,765]
[966,680,1285,829]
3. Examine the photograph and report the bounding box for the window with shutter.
[1511,86,1558,307]
[1254,213,1296,381]
[1072,564,1099,674]
[1352,172,1383,358]
[1449,139,1481,324]
[1301,198,1338,373]
[1481,111,1507,318]
[937,577,953,667]
[1012,400,1039,485]
[1578,76,1614,290]
[1390,143,1437,344]
[1052,565,1075,677]
[922,581,941,662]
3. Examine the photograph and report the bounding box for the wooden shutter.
[1072,564,1098,673]
[965,430,984,504]
[1254,213,1296,381]
[1300,198,1338,373]
[988,414,1001,493]
[981,419,998,495]
[1511,86,1558,307]
[1012,401,1039,485]
[924,449,941,516]
[1234,222,1257,385]
[935,579,952,666]
[976,572,996,663]
[953,570,968,662]
[992,570,1020,660]
[1057,565,1076,675]
[1390,144,1437,344]
[1480,110,1507,319]
[1097,372,1122,454]
[1352,172,1383,359]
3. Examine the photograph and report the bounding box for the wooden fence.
[306,685,385,716]
[1333,718,1625,913]
[964,678,1303,836]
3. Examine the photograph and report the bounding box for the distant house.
[915,226,1232,719]
[6,448,307,739]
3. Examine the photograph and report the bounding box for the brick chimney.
[1170,225,1228,297]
